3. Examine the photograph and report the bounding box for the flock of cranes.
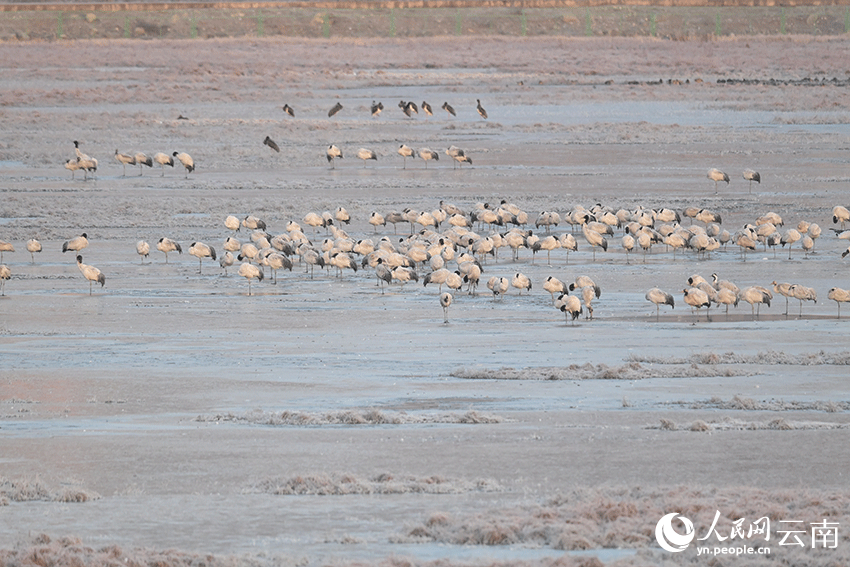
[66,141,195,180]
[2,198,849,324]
[325,144,472,170]
[64,97,488,179]
[293,98,487,121]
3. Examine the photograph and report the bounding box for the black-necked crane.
[375,257,392,293]
[173,151,194,178]
[423,268,450,293]
[476,99,488,119]
[26,238,41,263]
[418,148,439,168]
[582,224,607,261]
[828,287,850,318]
[134,152,153,175]
[263,136,280,153]
[157,237,181,263]
[328,102,343,117]
[0,241,14,263]
[715,288,738,317]
[335,207,350,225]
[646,288,674,321]
[781,228,802,259]
[73,140,88,161]
[695,209,722,225]
[219,251,235,274]
[682,287,710,322]
[115,150,135,176]
[154,152,174,176]
[544,276,569,303]
[238,262,263,295]
[371,101,384,117]
[397,145,415,169]
[459,261,481,296]
[238,242,260,263]
[422,101,433,116]
[578,285,596,319]
[225,215,241,233]
[446,146,472,168]
[707,168,729,193]
[391,266,418,287]
[757,211,783,226]
[0,264,9,296]
[264,253,292,284]
[282,103,294,117]
[302,248,325,279]
[487,276,509,301]
[570,275,601,299]
[62,233,88,254]
[330,252,358,277]
[559,233,578,264]
[738,286,771,319]
[621,231,635,263]
[442,101,456,116]
[801,234,814,256]
[73,155,97,180]
[743,169,760,192]
[401,100,418,116]
[445,270,464,293]
[808,223,822,248]
[440,292,452,324]
[734,230,757,261]
[712,273,739,295]
[242,215,267,231]
[326,145,343,169]
[788,284,816,317]
[532,235,560,265]
[65,158,81,179]
[189,242,216,273]
[511,272,531,295]
[555,293,582,324]
[369,212,386,232]
[832,205,849,229]
[637,230,652,262]
[76,255,105,295]
[136,240,150,264]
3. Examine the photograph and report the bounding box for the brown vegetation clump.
[252,472,504,496]
[0,476,100,503]
[195,408,503,426]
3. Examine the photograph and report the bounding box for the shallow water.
[3,37,850,566]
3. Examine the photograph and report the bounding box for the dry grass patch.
[630,350,850,366]
[0,476,100,504]
[649,416,849,432]
[195,409,503,426]
[451,362,743,381]
[252,472,504,496]
[676,396,850,412]
[397,486,850,565]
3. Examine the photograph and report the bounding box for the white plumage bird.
[76,255,105,295]
[173,151,194,177]
[238,262,263,295]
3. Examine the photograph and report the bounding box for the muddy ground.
[1,35,850,566]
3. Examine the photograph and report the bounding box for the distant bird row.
[283,99,488,120]
[67,141,195,180]
[647,272,850,322]
[323,144,472,169]
[708,167,761,193]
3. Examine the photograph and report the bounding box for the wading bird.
[76,255,105,295]
[708,168,730,193]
